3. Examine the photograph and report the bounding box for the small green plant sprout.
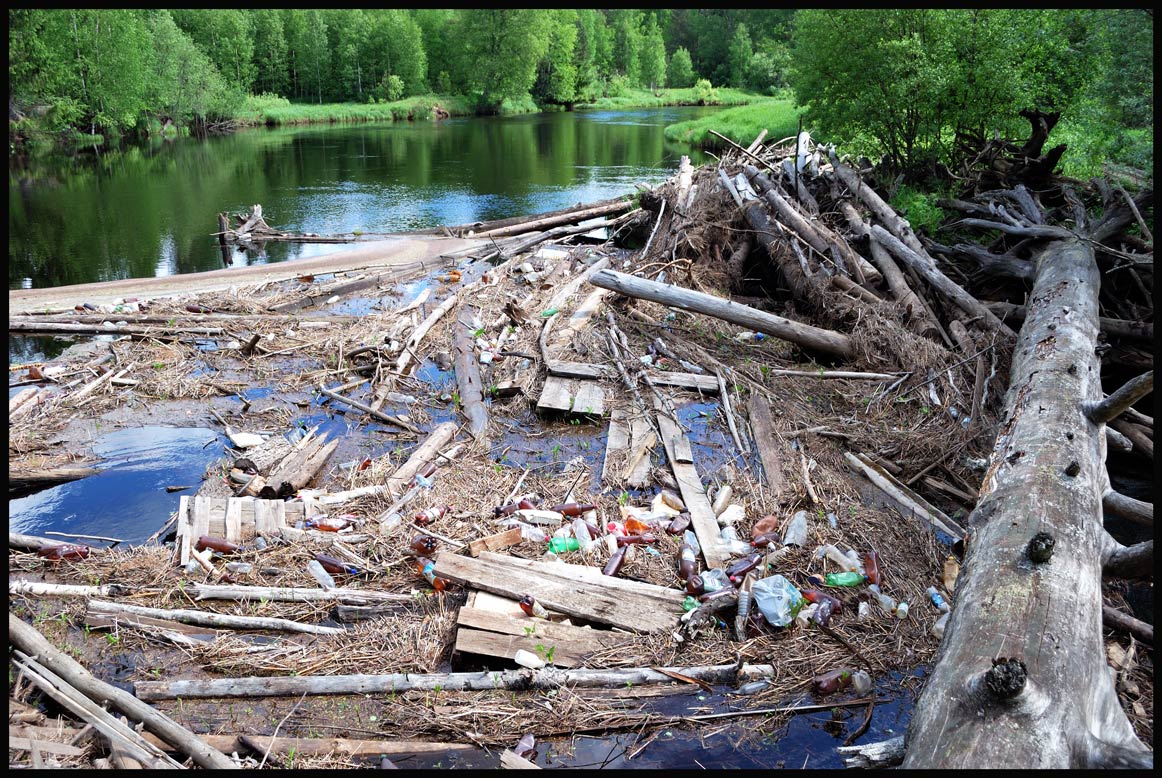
[523,625,536,636]
[618,491,629,506]
[535,644,556,663]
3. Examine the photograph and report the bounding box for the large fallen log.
[902,234,1152,768]
[454,305,489,441]
[588,269,854,360]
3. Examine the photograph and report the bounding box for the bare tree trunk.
[902,237,1152,769]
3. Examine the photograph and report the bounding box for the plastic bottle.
[686,575,705,595]
[409,461,437,487]
[734,576,754,641]
[863,551,882,586]
[414,556,449,591]
[926,586,951,613]
[549,502,597,517]
[307,560,337,590]
[700,568,731,593]
[678,543,697,581]
[314,553,360,576]
[794,602,819,629]
[666,513,692,535]
[943,555,960,593]
[682,529,701,557]
[737,679,771,695]
[495,498,534,517]
[751,531,781,549]
[410,535,439,556]
[895,601,910,619]
[931,611,950,639]
[616,533,658,546]
[195,536,240,554]
[717,504,746,527]
[514,733,537,760]
[751,514,780,540]
[851,669,873,694]
[519,594,549,619]
[38,544,92,562]
[726,553,763,582]
[382,512,404,532]
[415,506,449,526]
[866,584,897,615]
[624,517,653,535]
[857,600,871,620]
[547,537,580,554]
[710,485,733,516]
[660,490,686,512]
[225,562,253,574]
[813,668,853,695]
[844,548,866,575]
[782,510,808,547]
[817,544,858,572]
[514,649,546,669]
[823,571,867,587]
[572,518,593,552]
[305,516,354,532]
[603,545,628,577]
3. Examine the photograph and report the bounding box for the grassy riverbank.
[663,99,802,149]
[234,87,769,128]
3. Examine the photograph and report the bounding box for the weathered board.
[175,497,299,565]
[467,527,523,557]
[747,395,787,499]
[654,405,728,569]
[601,407,631,485]
[455,607,632,668]
[536,377,606,417]
[433,552,684,633]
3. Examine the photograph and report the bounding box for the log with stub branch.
[902,233,1152,769]
[985,301,1154,343]
[588,269,854,360]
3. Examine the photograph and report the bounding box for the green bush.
[693,79,719,105]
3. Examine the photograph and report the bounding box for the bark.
[903,236,1152,769]
[9,465,99,492]
[87,600,344,635]
[588,269,854,360]
[132,661,778,701]
[8,613,238,769]
[1102,489,1152,526]
[454,305,489,441]
[385,421,458,496]
[1086,372,1154,426]
[1102,539,1153,580]
[1102,606,1153,645]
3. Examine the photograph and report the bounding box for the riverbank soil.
[8,119,1152,769]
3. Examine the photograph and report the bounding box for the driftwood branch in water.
[454,304,489,441]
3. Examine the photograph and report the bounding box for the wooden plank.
[501,749,542,769]
[273,500,287,529]
[456,628,597,667]
[84,612,215,637]
[224,499,243,545]
[648,372,719,393]
[654,407,727,569]
[284,501,304,524]
[432,553,683,633]
[209,499,227,540]
[570,382,605,416]
[253,500,278,537]
[746,395,787,499]
[546,360,613,380]
[490,554,683,605]
[176,496,191,567]
[537,376,575,412]
[467,527,523,557]
[457,607,633,660]
[626,415,655,487]
[190,496,211,549]
[601,407,630,485]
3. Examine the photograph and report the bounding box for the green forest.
[8,9,1153,180]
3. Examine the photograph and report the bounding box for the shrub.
[693,79,719,105]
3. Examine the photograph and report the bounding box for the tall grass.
[579,87,761,112]
[234,94,477,127]
[663,100,802,149]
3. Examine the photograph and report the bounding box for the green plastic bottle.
[547,537,581,553]
[823,571,867,587]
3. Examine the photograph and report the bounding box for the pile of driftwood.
[8,110,1152,770]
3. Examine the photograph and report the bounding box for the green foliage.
[726,23,753,89]
[692,79,719,106]
[639,14,667,90]
[667,47,696,89]
[890,185,946,236]
[460,9,552,112]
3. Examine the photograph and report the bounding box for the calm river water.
[8,107,715,291]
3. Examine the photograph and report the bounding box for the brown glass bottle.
[549,503,597,517]
[726,552,763,582]
[410,534,439,556]
[518,594,549,618]
[678,543,697,580]
[414,556,449,591]
[602,545,628,576]
[813,668,853,695]
[666,512,692,534]
[313,553,358,576]
[863,550,881,586]
[686,574,705,595]
[494,498,535,517]
[751,531,781,548]
[38,544,91,562]
[195,535,240,554]
[415,506,449,526]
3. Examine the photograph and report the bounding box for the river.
[8,107,715,292]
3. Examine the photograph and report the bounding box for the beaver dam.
[8,113,1153,769]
